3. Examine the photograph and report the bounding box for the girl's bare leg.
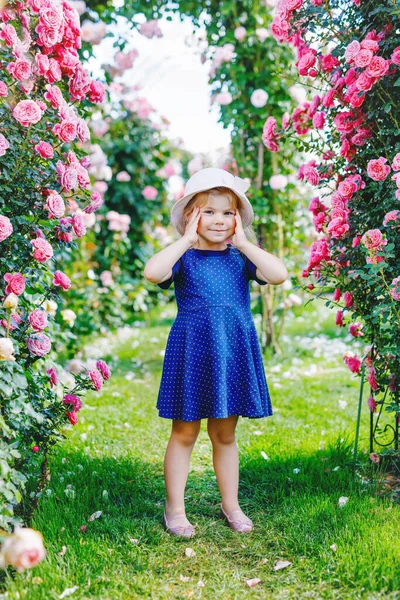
[164,418,201,527]
[207,416,249,517]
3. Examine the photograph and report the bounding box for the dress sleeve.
[242,253,268,285]
[156,257,182,289]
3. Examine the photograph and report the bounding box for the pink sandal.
[163,512,196,538]
[220,503,254,533]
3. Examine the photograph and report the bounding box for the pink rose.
[45,192,65,219]
[69,66,91,101]
[361,228,386,250]
[35,53,49,75]
[28,308,48,331]
[337,178,357,199]
[391,47,400,65]
[53,120,77,143]
[297,51,316,75]
[0,215,13,242]
[12,100,42,127]
[0,81,8,96]
[0,133,10,157]
[367,157,390,181]
[53,270,71,290]
[366,56,389,78]
[57,162,78,191]
[367,366,379,391]
[0,23,18,47]
[26,333,51,356]
[116,171,131,182]
[34,141,54,158]
[63,394,82,412]
[390,276,400,301]
[88,80,105,103]
[96,359,111,380]
[343,352,362,374]
[66,411,78,425]
[367,395,377,412]
[335,309,344,327]
[344,291,354,307]
[31,237,53,262]
[349,322,363,337]
[391,153,400,171]
[345,41,361,63]
[352,235,362,247]
[44,84,64,108]
[383,210,400,228]
[142,186,158,200]
[71,213,86,238]
[312,112,325,129]
[353,49,373,68]
[355,73,376,93]
[76,119,90,143]
[360,39,379,53]
[46,58,61,83]
[47,367,58,387]
[4,272,25,295]
[88,369,103,391]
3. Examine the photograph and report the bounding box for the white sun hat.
[170,167,254,236]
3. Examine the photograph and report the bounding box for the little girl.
[144,167,288,538]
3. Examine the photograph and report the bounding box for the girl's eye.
[204,211,234,215]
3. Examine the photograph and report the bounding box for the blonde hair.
[181,186,258,246]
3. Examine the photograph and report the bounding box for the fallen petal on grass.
[245,578,262,587]
[59,586,79,599]
[185,547,196,557]
[338,496,349,507]
[273,560,292,571]
[330,544,337,551]
[88,510,102,521]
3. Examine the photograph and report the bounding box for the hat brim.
[170,187,254,236]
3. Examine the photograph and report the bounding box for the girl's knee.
[209,430,236,445]
[171,419,200,446]
[207,418,237,446]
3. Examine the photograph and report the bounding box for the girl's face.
[191,193,236,245]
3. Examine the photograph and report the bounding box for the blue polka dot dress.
[155,245,273,421]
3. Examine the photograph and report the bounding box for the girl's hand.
[182,206,201,246]
[230,210,248,250]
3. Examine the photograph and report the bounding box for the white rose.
[0,527,46,572]
[3,293,19,309]
[0,337,15,361]
[61,309,77,327]
[43,299,58,316]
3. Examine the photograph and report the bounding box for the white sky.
[88,12,232,155]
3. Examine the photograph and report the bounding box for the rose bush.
[0,0,112,533]
[264,0,399,453]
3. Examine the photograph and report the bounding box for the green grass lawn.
[2,299,400,599]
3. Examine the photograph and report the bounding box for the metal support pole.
[353,362,366,474]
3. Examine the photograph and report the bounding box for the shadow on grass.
[30,437,363,545]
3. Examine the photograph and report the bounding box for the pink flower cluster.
[105,211,131,234]
[325,174,365,240]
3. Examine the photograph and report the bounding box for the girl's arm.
[144,207,201,284]
[238,241,288,285]
[144,237,192,284]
